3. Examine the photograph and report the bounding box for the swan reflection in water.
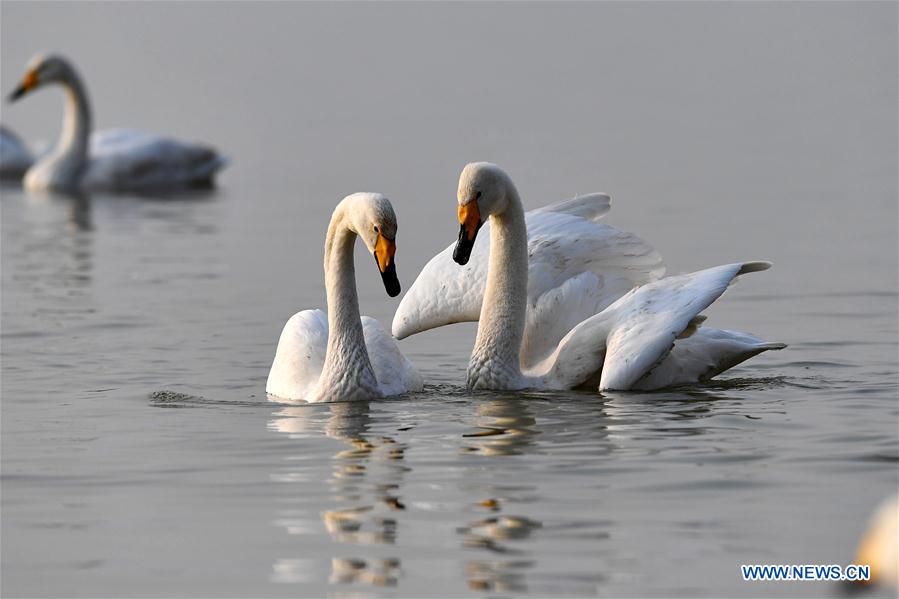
[268,401,405,588]
[265,390,753,592]
[458,397,546,593]
[39,189,93,232]
[6,190,96,332]
[456,393,708,594]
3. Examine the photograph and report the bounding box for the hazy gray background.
[3,2,895,298]
[2,2,896,597]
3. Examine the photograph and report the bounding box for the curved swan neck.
[318,205,380,398]
[468,181,529,389]
[54,68,92,164]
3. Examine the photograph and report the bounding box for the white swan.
[0,125,34,178]
[267,193,423,403]
[398,162,784,391]
[850,495,898,591]
[8,54,226,192]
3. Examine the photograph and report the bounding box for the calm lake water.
[1,2,897,597]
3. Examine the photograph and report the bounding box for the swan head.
[8,54,76,102]
[453,162,510,265]
[343,192,401,297]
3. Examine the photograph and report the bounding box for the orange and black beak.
[374,233,400,297]
[453,201,482,265]
[9,69,38,102]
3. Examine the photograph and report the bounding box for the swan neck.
[55,70,92,164]
[469,184,528,388]
[319,208,379,396]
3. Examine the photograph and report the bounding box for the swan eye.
[475,191,482,200]
[373,225,379,233]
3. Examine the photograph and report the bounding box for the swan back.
[362,316,423,396]
[84,129,227,191]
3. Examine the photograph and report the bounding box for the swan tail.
[181,149,228,187]
[632,329,786,390]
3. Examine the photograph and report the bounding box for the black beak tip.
[453,223,476,265]
[380,260,401,297]
[8,87,24,103]
[453,246,471,265]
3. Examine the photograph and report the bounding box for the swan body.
[410,162,784,392]
[0,125,34,178]
[266,193,422,403]
[8,54,226,192]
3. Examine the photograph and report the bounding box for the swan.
[7,54,226,192]
[398,162,784,391]
[849,495,898,591]
[266,193,423,403]
[0,125,34,179]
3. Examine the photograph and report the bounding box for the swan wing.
[521,216,664,366]
[522,271,609,368]
[84,129,226,191]
[0,125,33,177]
[631,327,786,390]
[598,262,772,391]
[266,309,329,401]
[526,291,616,390]
[531,192,611,221]
[362,316,423,396]
[391,194,664,353]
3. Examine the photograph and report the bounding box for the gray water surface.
[2,2,897,597]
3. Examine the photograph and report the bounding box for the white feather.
[362,316,424,396]
[531,262,782,390]
[266,309,330,401]
[632,327,787,390]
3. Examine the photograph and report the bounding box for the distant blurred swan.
[0,125,34,179]
[395,162,784,391]
[8,54,226,192]
[267,193,422,403]
[850,495,898,592]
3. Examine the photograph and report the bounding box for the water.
[2,2,897,597]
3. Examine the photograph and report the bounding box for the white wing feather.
[632,327,786,390]
[531,262,780,391]
[598,261,771,390]
[266,309,329,401]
